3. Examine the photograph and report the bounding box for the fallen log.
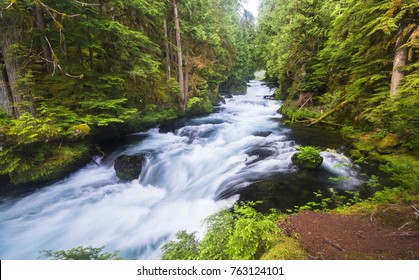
[309,100,350,126]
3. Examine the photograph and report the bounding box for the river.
[0,81,371,259]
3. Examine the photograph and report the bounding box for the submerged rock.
[252,131,273,137]
[217,95,226,105]
[114,154,146,181]
[291,152,323,169]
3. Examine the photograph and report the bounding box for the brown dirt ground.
[280,210,419,260]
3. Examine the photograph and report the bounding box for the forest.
[0,0,256,185]
[0,0,418,261]
[257,0,418,150]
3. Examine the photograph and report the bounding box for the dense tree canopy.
[0,0,256,185]
[257,0,418,148]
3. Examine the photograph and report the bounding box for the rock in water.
[114,154,146,180]
[252,131,273,137]
[291,153,323,169]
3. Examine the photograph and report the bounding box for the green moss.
[261,235,308,260]
[186,96,213,116]
[334,200,378,215]
[126,108,179,131]
[70,124,91,140]
[9,143,91,185]
[353,138,377,152]
[376,134,401,153]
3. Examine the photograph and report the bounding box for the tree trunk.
[173,0,186,112]
[390,36,408,96]
[163,16,171,81]
[301,63,307,76]
[184,37,189,96]
[3,36,22,118]
[0,67,12,116]
[2,34,34,117]
[34,3,54,73]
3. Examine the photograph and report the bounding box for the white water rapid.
[0,81,364,259]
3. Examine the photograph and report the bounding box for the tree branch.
[72,0,101,6]
[44,36,83,79]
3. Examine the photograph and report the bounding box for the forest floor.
[280,208,419,260]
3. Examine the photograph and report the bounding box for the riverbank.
[263,183,419,260]
[263,102,419,260]
[0,94,223,187]
[277,207,418,259]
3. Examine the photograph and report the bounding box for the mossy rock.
[377,134,400,154]
[114,154,146,181]
[353,134,378,152]
[291,152,323,169]
[186,96,213,116]
[9,143,91,185]
[229,84,247,95]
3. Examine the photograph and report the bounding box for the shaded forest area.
[256,0,418,154]
[0,0,256,185]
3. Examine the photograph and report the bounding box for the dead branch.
[44,36,83,79]
[0,1,14,17]
[398,221,415,231]
[412,205,419,219]
[72,0,101,6]
[323,238,345,251]
[36,0,80,19]
[299,96,312,109]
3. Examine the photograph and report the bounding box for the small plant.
[296,146,322,163]
[292,146,323,169]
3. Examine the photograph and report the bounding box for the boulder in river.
[217,95,226,105]
[291,152,323,169]
[252,131,273,137]
[114,154,146,180]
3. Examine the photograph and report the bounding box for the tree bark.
[0,67,12,116]
[34,3,54,73]
[390,36,408,96]
[173,0,186,112]
[2,32,34,117]
[184,37,189,96]
[3,35,22,118]
[163,16,171,81]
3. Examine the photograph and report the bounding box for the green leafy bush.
[161,231,200,260]
[161,202,279,260]
[296,146,322,163]
[40,246,122,260]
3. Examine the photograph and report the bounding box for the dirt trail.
[281,210,419,259]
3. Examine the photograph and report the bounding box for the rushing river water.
[0,81,370,259]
